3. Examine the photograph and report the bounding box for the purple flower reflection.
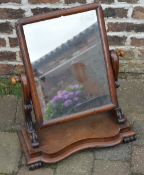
[74,90,81,96]
[69,84,81,89]
[68,92,74,98]
[57,90,67,96]
[57,90,69,100]
[45,83,85,120]
[63,94,69,100]
[51,95,62,105]
[73,97,79,102]
[64,99,73,107]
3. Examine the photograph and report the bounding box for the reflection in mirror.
[23,10,111,121]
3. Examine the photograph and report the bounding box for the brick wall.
[0,0,144,77]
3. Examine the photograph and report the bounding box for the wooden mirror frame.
[17,3,117,126]
[16,3,136,170]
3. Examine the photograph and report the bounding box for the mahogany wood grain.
[18,111,135,166]
[16,3,136,169]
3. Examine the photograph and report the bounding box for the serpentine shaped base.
[18,112,135,170]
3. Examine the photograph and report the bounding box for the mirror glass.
[23,10,112,122]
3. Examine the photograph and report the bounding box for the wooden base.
[18,111,136,170]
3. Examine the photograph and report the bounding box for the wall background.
[0,0,144,78]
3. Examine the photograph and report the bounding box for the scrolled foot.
[28,161,44,170]
[123,135,136,144]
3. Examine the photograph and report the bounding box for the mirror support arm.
[110,50,120,88]
[21,75,39,148]
[110,50,126,123]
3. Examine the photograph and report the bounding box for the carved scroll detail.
[21,75,39,148]
[115,107,126,124]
